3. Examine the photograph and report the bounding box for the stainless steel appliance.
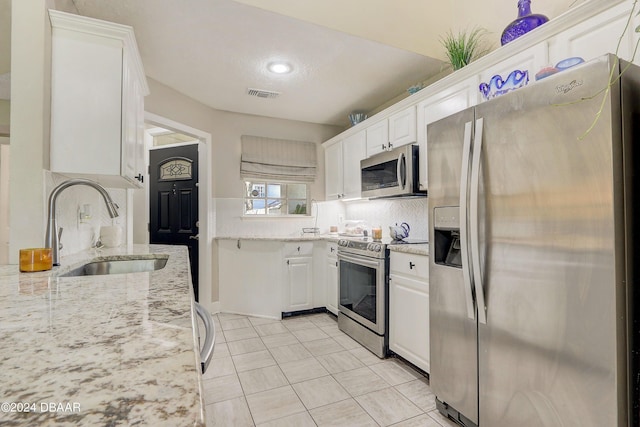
[194,302,215,374]
[361,144,426,199]
[337,237,389,358]
[427,54,640,427]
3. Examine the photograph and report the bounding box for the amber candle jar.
[19,248,53,272]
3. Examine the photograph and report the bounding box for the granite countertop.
[388,243,429,256]
[0,244,205,426]
[215,236,428,253]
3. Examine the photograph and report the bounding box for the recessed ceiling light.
[267,62,292,74]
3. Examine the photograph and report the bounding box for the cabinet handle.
[409,261,415,269]
[297,246,301,252]
[135,173,144,183]
[335,261,338,267]
[237,239,241,249]
[381,144,386,151]
[330,247,335,253]
[287,259,290,265]
[388,142,393,150]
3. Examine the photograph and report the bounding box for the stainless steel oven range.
[337,237,389,358]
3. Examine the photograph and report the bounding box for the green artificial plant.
[440,27,490,70]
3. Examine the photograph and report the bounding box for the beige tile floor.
[202,312,459,427]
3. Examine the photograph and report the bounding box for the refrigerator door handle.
[470,117,487,324]
[459,120,476,320]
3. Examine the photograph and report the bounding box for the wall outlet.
[338,214,344,224]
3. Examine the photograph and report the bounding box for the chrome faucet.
[45,178,120,265]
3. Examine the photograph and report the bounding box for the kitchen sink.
[59,256,168,277]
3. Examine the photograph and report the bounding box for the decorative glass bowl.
[479,69,529,101]
[407,84,424,95]
[349,112,368,126]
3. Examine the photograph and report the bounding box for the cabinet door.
[342,130,366,199]
[285,256,313,312]
[326,255,339,315]
[549,2,637,65]
[121,55,138,185]
[417,76,478,191]
[218,240,282,318]
[50,27,123,178]
[388,106,416,149]
[478,42,548,102]
[389,274,430,372]
[49,10,147,189]
[365,120,389,157]
[325,141,343,200]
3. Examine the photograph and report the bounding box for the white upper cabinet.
[342,130,366,199]
[549,1,638,65]
[388,105,417,149]
[324,140,343,200]
[49,10,149,189]
[365,120,389,157]
[477,42,548,103]
[417,76,478,190]
[365,106,416,157]
[324,130,366,200]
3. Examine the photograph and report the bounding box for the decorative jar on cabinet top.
[501,0,549,45]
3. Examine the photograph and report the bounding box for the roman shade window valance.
[240,135,317,182]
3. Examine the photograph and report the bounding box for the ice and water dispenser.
[433,206,462,268]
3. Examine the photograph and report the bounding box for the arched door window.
[159,157,193,181]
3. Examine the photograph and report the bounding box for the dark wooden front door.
[149,144,199,300]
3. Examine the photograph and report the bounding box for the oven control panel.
[338,238,387,259]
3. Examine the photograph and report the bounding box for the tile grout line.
[208,313,455,427]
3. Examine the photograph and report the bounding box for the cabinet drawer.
[326,242,338,258]
[283,242,314,257]
[390,251,429,280]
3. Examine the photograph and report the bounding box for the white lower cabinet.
[218,239,283,319]
[284,255,313,312]
[325,242,339,315]
[389,251,430,373]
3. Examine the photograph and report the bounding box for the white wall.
[0,141,9,263]
[143,78,343,301]
[8,0,51,263]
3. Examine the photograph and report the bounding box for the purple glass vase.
[501,0,549,45]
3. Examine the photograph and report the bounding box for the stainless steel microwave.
[360,144,426,199]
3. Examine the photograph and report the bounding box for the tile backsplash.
[214,197,428,240]
[344,198,428,240]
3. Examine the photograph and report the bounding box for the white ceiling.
[70,0,444,127]
[1,0,585,126]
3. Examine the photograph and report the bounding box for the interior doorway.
[138,113,213,310]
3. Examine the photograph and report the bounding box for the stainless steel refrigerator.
[427,54,640,427]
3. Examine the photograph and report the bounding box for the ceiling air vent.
[247,88,280,99]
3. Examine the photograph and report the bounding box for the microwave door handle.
[397,152,406,190]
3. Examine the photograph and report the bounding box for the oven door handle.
[338,252,383,269]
